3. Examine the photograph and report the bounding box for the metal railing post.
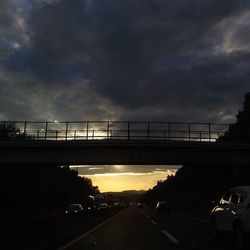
[168,122,171,140]
[208,123,211,142]
[24,121,27,139]
[74,130,76,140]
[128,122,130,139]
[65,122,68,140]
[86,121,89,140]
[147,122,150,139]
[188,123,191,141]
[45,122,48,140]
[107,121,110,139]
[37,130,39,140]
[56,130,58,141]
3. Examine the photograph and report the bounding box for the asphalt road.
[60,206,237,250]
[2,208,122,250]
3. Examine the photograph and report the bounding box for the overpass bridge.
[0,121,250,165]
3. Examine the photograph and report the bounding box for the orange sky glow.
[73,165,179,192]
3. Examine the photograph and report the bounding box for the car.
[211,186,250,248]
[137,202,143,208]
[65,204,84,214]
[155,202,170,214]
[95,203,109,211]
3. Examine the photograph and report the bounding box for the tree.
[222,92,250,142]
[0,121,20,140]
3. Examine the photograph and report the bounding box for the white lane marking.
[58,209,125,250]
[137,208,179,245]
[162,230,179,244]
[151,220,157,225]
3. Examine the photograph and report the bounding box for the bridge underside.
[0,140,250,165]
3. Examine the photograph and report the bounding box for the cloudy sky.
[1,0,250,122]
[1,0,250,191]
[71,165,179,192]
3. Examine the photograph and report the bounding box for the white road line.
[162,230,179,244]
[137,208,179,245]
[58,209,125,250]
[151,220,157,225]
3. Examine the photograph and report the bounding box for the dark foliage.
[0,121,21,140]
[0,121,34,140]
[0,122,99,215]
[0,165,99,215]
[222,92,250,142]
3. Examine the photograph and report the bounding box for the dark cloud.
[1,0,250,122]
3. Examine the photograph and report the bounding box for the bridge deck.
[1,139,250,165]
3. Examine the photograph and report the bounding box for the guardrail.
[0,121,230,142]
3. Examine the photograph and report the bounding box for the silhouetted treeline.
[0,165,99,215]
[221,93,250,143]
[143,93,250,215]
[0,122,99,215]
[0,121,22,140]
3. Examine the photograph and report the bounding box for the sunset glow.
[73,165,179,192]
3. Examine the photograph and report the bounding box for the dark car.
[155,202,170,214]
[65,204,84,214]
[137,202,143,208]
[95,203,109,211]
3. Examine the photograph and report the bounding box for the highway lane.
[61,206,184,250]
[142,206,237,250]
[2,208,123,250]
[60,205,240,250]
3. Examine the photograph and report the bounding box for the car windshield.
[2,1,250,250]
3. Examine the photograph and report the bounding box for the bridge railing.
[0,121,230,142]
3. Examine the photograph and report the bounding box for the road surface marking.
[137,208,179,245]
[151,220,157,225]
[162,230,179,244]
[58,209,125,250]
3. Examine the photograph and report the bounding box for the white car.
[211,186,250,248]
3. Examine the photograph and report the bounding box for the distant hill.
[104,190,145,195]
